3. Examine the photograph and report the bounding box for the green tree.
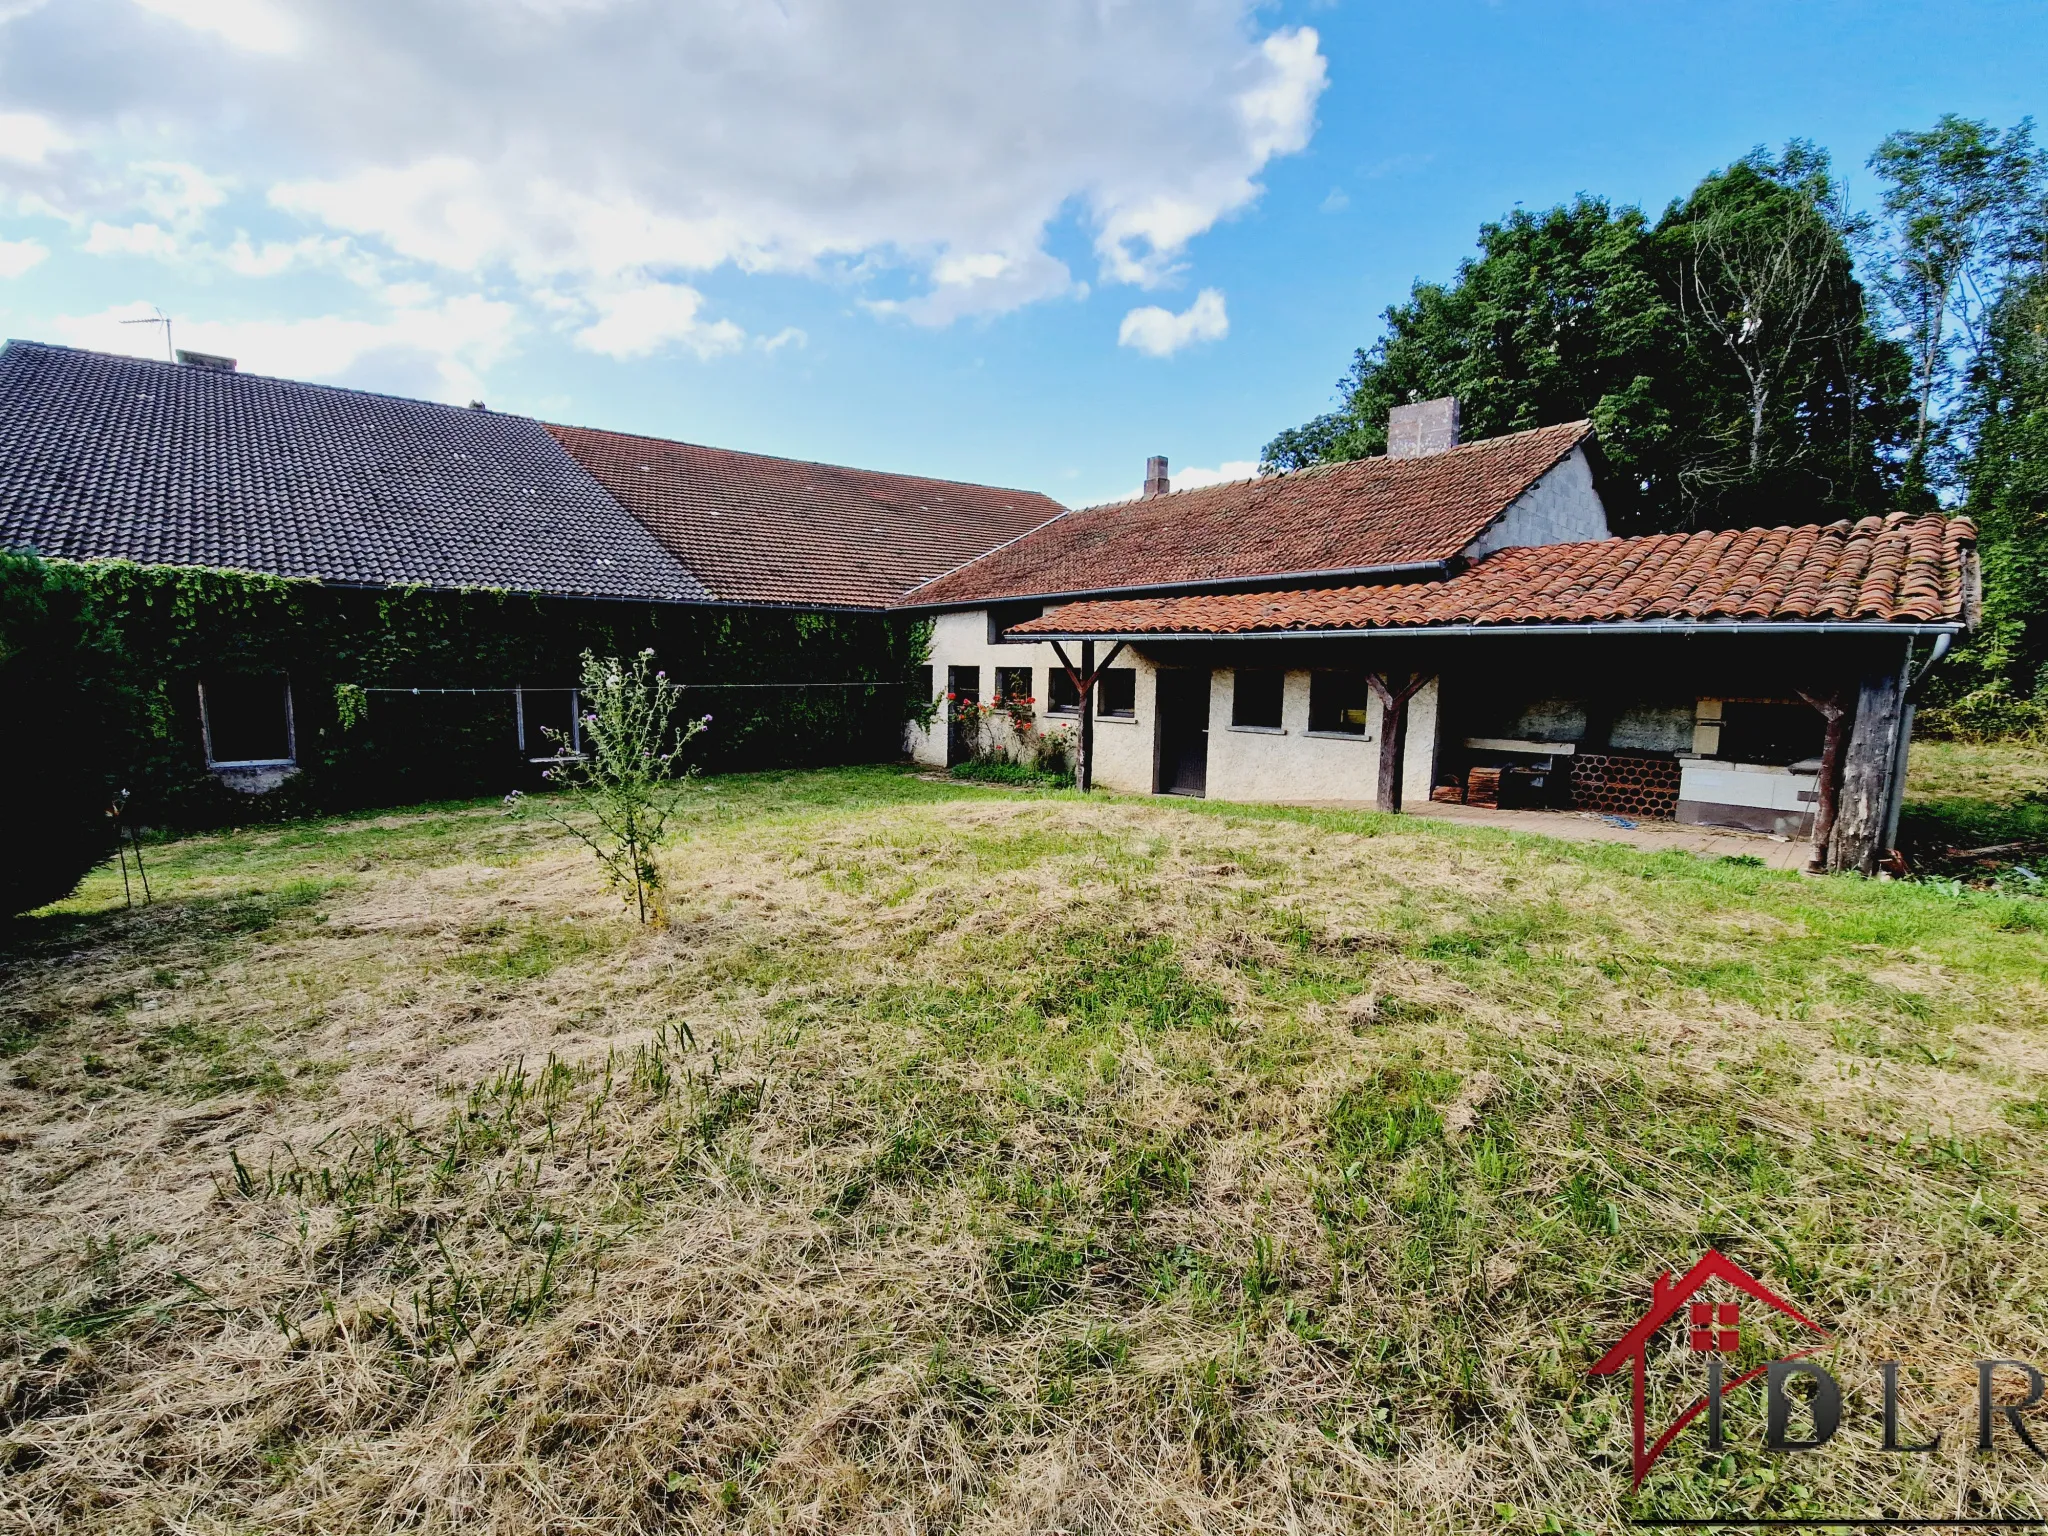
[1264,146,1912,533]
[1868,115,2047,485]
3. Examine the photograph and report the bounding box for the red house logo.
[1588,1250,1830,1487]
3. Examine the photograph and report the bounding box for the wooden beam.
[1365,671,1429,814]
[1048,639,1126,793]
[1796,689,1849,875]
[1827,650,1910,877]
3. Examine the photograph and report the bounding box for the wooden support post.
[1365,671,1429,814]
[1797,689,1849,874]
[1079,639,1095,793]
[1827,648,1911,877]
[1050,639,1127,793]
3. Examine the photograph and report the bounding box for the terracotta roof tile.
[1008,514,1977,637]
[901,419,1593,607]
[549,424,1066,609]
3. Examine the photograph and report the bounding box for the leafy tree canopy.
[1264,145,1915,534]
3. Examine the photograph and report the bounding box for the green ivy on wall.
[0,552,933,828]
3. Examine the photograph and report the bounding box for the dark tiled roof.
[1009,514,1977,636]
[0,341,711,602]
[901,419,1593,608]
[549,424,1067,609]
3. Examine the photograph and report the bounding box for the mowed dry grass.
[4,765,2048,1534]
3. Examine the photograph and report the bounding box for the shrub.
[536,651,708,924]
[1917,681,2048,743]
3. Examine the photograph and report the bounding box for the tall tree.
[1264,146,1912,533]
[1658,144,1910,526]
[1868,115,2047,486]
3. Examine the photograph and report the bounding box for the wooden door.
[946,665,980,767]
[1155,668,1210,797]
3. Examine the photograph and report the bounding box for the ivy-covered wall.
[0,553,932,828]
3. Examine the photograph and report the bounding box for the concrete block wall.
[1460,446,1610,560]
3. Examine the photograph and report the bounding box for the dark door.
[1155,668,1211,797]
[946,665,980,767]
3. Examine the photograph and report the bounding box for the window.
[995,666,1032,705]
[201,675,295,765]
[1097,667,1136,718]
[1046,667,1081,715]
[912,664,934,706]
[1308,670,1371,736]
[1232,669,1284,729]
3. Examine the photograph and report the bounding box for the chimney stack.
[1143,455,1170,498]
[175,349,237,373]
[1387,397,1459,458]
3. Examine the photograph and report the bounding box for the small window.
[201,675,296,765]
[912,664,934,704]
[1232,668,1284,729]
[947,664,980,703]
[1097,668,1136,718]
[1046,667,1081,715]
[995,666,1032,704]
[1308,670,1370,735]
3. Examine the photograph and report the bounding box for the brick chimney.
[1387,397,1459,458]
[1142,455,1170,497]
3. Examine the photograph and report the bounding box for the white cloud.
[47,293,518,402]
[1174,459,1261,491]
[1118,288,1229,358]
[573,280,744,361]
[84,221,182,258]
[0,112,70,167]
[757,327,806,353]
[1105,457,1260,504]
[0,236,47,277]
[0,1,1326,347]
[131,0,298,54]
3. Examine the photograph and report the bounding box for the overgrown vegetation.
[0,551,929,842]
[3,764,2047,1533]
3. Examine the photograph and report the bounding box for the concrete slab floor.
[1281,798,1817,871]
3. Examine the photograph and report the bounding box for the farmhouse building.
[897,400,1977,876]
[0,342,1976,873]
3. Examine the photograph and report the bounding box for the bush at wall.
[0,552,932,841]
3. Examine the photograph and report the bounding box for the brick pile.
[1568,752,1680,819]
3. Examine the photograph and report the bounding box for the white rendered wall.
[906,609,1156,793]
[913,611,1443,805]
[1459,445,1611,560]
[1203,670,1441,806]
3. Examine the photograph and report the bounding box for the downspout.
[1882,631,1955,857]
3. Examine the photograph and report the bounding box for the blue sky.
[0,0,2040,508]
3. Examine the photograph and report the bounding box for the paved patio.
[1288,798,1817,870]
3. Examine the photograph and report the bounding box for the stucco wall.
[906,610,1156,793]
[915,611,1442,804]
[1203,670,1441,806]
[1459,444,1610,559]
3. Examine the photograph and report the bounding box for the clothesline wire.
[357,681,913,694]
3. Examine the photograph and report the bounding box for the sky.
[0,1,2041,510]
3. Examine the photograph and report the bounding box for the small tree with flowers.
[539,650,708,924]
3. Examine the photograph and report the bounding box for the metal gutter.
[1015,620,1966,642]
[897,559,1454,614]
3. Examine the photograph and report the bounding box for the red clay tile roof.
[901,419,1593,608]
[1008,514,1977,636]
[549,423,1067,608]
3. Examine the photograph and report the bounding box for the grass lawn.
[4,762,2048,1533]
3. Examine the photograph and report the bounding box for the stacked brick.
[1568,752,1679,819]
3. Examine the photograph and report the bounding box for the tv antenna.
[120,307,174,361]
